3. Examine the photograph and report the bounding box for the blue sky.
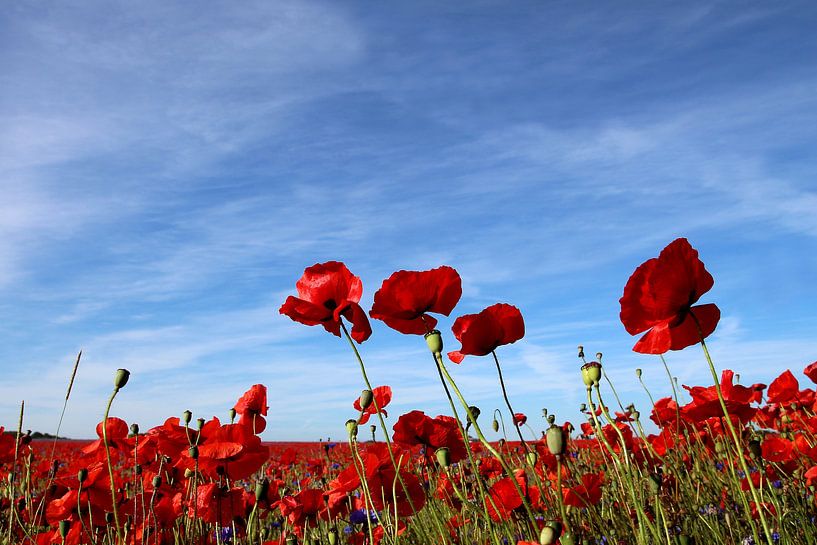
[1,1,816,440]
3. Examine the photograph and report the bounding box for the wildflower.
[447,303,525,363]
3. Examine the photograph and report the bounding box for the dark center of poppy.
[324,299,338,310]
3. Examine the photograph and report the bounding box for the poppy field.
[3,238,817,545]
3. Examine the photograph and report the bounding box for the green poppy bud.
[196,418,205,431]
[526,451,538,466]
[546,425,565,456]
[188,446,199,460]
[77,468,88,483]
[229,408,236,423]
[184,468,194,479]
[129,423,139,436]
[577,345,584,359]
[492,418,499,433]
[114,368,130,390]
[370,424,376,435]
[540,521,562,545]
[547,414,555,425]
[255,478,268,501]
[182,410,192,425]
[425,329,443,355]
[152,475,162,488]
[436,447,451,468]
[345,419,358,439]
[328,528,338,545]
[59,520,70,539]
[595,352,602,362]
[635,368,642,378]
[359,389,374,411]
[581,361,602,388]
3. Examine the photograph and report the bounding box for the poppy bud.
[467,406,480,425]
[425,329,443,355]
[526,451,538,466]
[229,408,236,423]
[559,531,576,545]
[345,419,358,439]
[77,468,88,483]
[541,408,548,418]
[581,361,602,388]
[182,410,192,425]
[130,423,139,436]
[59,520,70,539]
[577,345,584,359]
[370,424,376,434]
[184,468,195,479]
[255,478,268,501]
[152,475,162,488]
[595,352,602,362]
[734,374,740,383]
[359,389,374,411]
[635,368,642,378]
[540,521,562,545]
[328,528,338,545]
[188,446,199,459]
[547,414,555,425]
[436,447,451,468]
[579,403,586,412]
[546,425,565,456]
[492,418,499,433]
[114,368,130,390]
[196,418,205,430]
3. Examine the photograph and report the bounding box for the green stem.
[102,388,123,543]
[492,351,528,451]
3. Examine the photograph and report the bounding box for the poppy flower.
[370,266,462,335]
[353,385,392,425]
[279,261,372,343]
[620,238,720,354]
[447,303,525,363]
[767,370,799,404]
[234,384,269,433]
[804,361,817,384]
[562,472,604,508]
[513,413,527,426]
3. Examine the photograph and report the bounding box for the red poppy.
[369,266,461,335]
[563,472,604,508]
[392,410,467,462]
[804,361,817,384]
[767,370,799,404]
[513,413,527,426]
[681,370,757,424]
[761,435,794,463]
[279,261,372,343]
[447,303,525,363]
[620,238,720,354]
[235,383,269,433]
[353,385,392,425]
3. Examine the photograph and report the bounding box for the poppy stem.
[102,388,123,544]
[491,351,528,452]
[339,321,420,517]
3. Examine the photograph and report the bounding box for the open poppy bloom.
[447,303,525,363]
[279,261,372,343]
[370,266,461,334]
[620,238,720,354]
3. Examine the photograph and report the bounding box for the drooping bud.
[182,410,192,425]
[540,521,562,545]
[77,468,88,484]
[359,390,374,411]
[436,447,451,468]
[345,419,358,439]
[370,424,376,435]
[492,418,499,433]
[577,345,584,359]
[425,330,443,355]
[114,368,130,390]
[581,361,602,388]
[59,520,70,539]
[595,352,602,362]
[546,425,565,456]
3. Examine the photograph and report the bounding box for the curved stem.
[492,351,528,451]
[102,388,123,543]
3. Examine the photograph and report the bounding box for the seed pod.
[436,447,451,468]
[255,478,269,501]
[345,419,358,439]
[130,423,139,436]
[546,425,565,456]
[188,446,199,460]
[581,361,602,388]
[526,451,538,466]
[424,330,443,355]
[182,410,192,425]
[228,408,237,423]
[152,475,162,488]
[114,368,131,390]
[77,468,88,483]
[196,418,205,431]
[539,521,562,545]
[359,389,374,411]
